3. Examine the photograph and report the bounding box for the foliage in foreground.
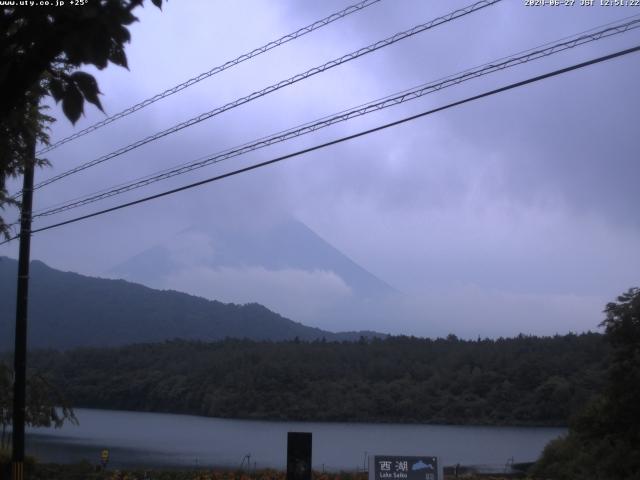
[7,462,517,480]
[532,288,640,480]
[0,0,165,238]
[0,363,76,449]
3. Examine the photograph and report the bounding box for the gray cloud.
[2,0,638,336]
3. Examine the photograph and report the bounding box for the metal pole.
[11,137,35,480]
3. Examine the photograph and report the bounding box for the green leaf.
[71,71,103,112]
[61,83,84,125]
[108,43,128,69]
[94,34,113,69]
[48,78,64,103]
[115,7,138,26]
[109,24,131,45]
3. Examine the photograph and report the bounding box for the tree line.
[16,332,608,427]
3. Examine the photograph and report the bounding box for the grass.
[0,461,535,480]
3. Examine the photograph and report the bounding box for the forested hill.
[26,333,607,426]
[0,256,383,349]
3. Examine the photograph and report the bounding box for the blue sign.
[370,455,439,480]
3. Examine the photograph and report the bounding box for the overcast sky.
[2,0,639,338]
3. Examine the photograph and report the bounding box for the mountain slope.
[109,217,397,332]
[111,218,395,298]
[0,257,383,350]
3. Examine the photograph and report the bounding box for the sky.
[2,0,640,338]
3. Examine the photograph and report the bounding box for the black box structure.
[287,432,312,480]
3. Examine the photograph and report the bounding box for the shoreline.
[58,406,570,429]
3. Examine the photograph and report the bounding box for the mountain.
[112,218,396,297]
[0,256,385,351]
[109,217,397,331]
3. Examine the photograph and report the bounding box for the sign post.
[100,449,110,470]
[369,455,442,480]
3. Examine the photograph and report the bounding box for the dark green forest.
[21,333,607,426]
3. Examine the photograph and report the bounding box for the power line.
[20,0,501,197]
[29,13,640,216]
[36,0,384,155]
[29,16,640,219]
[2,43,636,246]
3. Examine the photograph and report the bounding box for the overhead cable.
[22,0,501,196]
[30,16,640,219]
[36,0,384,155]
[1,43,636,246]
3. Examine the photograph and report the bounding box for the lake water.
[26,408,565,471]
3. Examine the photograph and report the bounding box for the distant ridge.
[113,218,397,297]
[0,256,386,351]
[109,217,397,332]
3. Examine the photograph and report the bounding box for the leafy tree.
[533,287,640,480]
[0,362,76,450]
[600,287,640,441]
[0,0,163,121]
[0,0,164,238]
[0,88,53,239]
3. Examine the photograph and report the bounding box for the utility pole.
[11,136,35,480]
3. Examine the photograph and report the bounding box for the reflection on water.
[26,408,565,470]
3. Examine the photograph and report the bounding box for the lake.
[26,408,565,471]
